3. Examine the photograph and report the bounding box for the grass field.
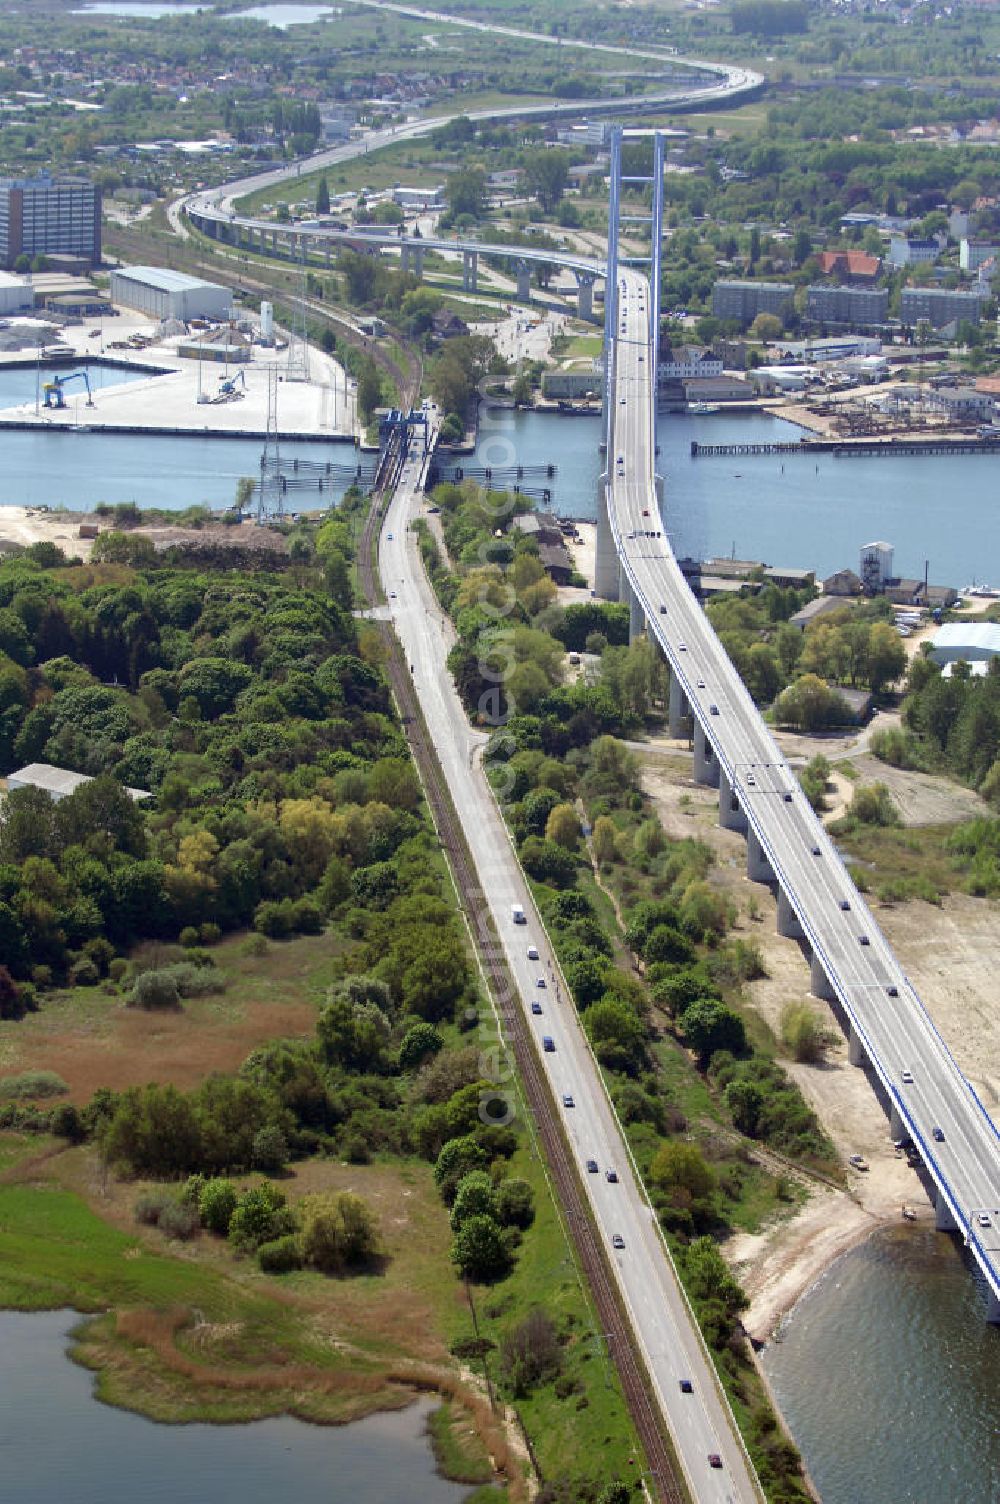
[0,932,339,1101]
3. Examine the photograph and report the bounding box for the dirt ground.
[0,505,98,559]
[638,747,998,1338]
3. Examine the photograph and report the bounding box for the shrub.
[228,1183,295,1253]
[251,1125,289,1173]
[781,1003,829,1064]
[258,1234,303,1274]
[50,1103,85,1141]
[0,1070,69,1101]
[108,957,129,984]
[495,1177,535,1229]
[342,1134,371,1165]
[199,1177,239,1235]
[130,970,181,1011]
[199,923,221,946]
[158,1198,200,1241]
[134,1188,175,1226]
[299,1191,380,1274]
[69,958,99,987]
[499,1309,561,1396]
[179,926,201,948]
[241,933,269,958]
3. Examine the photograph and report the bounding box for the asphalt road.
[381,414,763,1504]
[609,267,1000,1296]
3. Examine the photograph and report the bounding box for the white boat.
[688,401,721,414]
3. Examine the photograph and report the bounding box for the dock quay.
[0,418,354,442]
[691,436,1000,459]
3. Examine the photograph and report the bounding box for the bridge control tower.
[596,126,667,602]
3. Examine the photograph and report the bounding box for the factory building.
[110,266,232,322]
[0,173,101,269]
[0,270,32,314]
[929,623,1000,668]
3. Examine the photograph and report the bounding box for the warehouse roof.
[114,265,224,294]
[7,762,150,801]
[931,622,1000,655]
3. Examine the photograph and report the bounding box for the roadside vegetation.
[0,522,642,1502]
[418,478,823,1502]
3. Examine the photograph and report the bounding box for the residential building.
[815,249,881,282]
[0,172,101,269]
[960,237,1000,271]
[110,265,231,321]
[805,284,888,328]
[888,235,942,267]
[658,345,722,381]
[900,287,984,329]
[711,279,794,327]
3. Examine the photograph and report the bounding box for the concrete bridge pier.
[719,770,747,832]
[515,259,532,302]
[848,1025,866,1068]
[693,720,719,787]
[668,672,690,739]
[462,249,479,292]
[619,570,644,643]
[776,888,804,940]
[810,953,837,1002]
[889,1101,908,1143]
[935,1192,958,1232]
[270,229,279,254]
[747,827,775,884]
[575,270,598,321]
[595,478,619,601]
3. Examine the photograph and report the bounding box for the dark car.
[679,1379,693,1394]
[531,1000,542,1015]
[933,1126,945,1142]
[586,1158,598,1174]
[708,1454,723,1469]
[606,1168,618,1183]
[839,899,851,911]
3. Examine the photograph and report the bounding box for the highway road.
[381,416,763,1504]
[608,267,1000,1306]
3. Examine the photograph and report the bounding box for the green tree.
[585,997,647,1075]
[450,1213,511,1281]
[651,1139,716,1204]
[680,997,747,1067]
[450,1170,497,1230]
[522,148,570,213]
[356,358,382,423]
[316,175,330,215]
[446,167,487,220]
[544,801,579,850]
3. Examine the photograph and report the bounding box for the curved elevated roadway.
[607,264,1000,1320]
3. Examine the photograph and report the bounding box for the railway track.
[358,471,685,1504]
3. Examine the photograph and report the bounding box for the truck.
[511,903,526,925]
